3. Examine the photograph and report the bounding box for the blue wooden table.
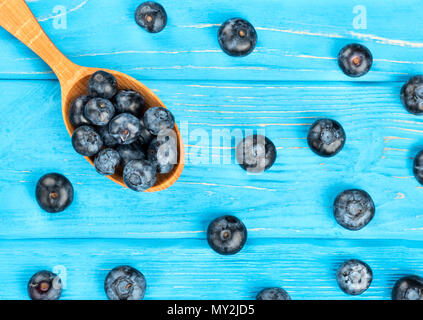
[0,0,423,300]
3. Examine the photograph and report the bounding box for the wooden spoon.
[0,0,184,192]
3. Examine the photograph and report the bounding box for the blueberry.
[94,148,121,175]
[143,106,175,135]
[338,43,372,77]
[88,70,118,99]
[307,119,346,157]
[97,125,119,147]
[28,270,62,300]
[117,143,146,167]
[109,113,141,145]
[147,130,177,174]
[401,75,423,115]
[218,18,257,57]
[336,259,372,295]
[35,173,74,213]
[84,97,115,126]
[104,266,146,300]
[334,189,375,231]
[69,95,91,127]
[135,1,167,33]
[256,287,291,300]
[114,90,145,117]
[392,275,423,300]
[413,150,423,185]
[207,215,247,255]
[123,160,157,191]
[235,135,276,173]
[138,118,154,146]
[72,125,103,156]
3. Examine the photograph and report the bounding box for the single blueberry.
[97,125,119,147]
[135,1,167,33]
[114,90,145,117]
[143,106,175,135]
[336,259,373,295]
[334,189,375,231]
[88,70,118,99]
[207,215,247,255]
[69,95,91,127]
[256,287,291,300]
[338,43,372,77]
[94,148,121,175]
[123,160,157,191]
[138,118,154,146]
[72,125,103,156]
[401,75,423,115]
[84,97,115,126]
[307,119,346,157]
[35,173,74,213]
[392,275,423,300]
[147,130,177,174]
[117,143,146,167]
[109,113,141,145]
[104,266,146,300]
[28,270,62,300]
[218,18,257,57]
[236,135,276,173]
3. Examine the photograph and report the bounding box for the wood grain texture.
[0,238,422,300]
[0,0,423,300]
[0,0,422,81]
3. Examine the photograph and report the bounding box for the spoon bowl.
[0,0,184,192]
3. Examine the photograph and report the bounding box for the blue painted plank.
[0,238,422,300]
[0,0,422,80]
[1,79,422,241]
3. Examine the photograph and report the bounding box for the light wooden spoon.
[0,0,184,192]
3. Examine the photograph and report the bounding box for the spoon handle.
[0,0,78,80]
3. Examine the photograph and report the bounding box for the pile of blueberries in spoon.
[70,70,177,192]
[27,1,423,300]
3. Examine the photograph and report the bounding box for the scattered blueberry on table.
[207,215,247,255]
[35,173,74,213]
[401,75,423,115]
[69,70,178,191]
[333,189,375,231]
[28,270,62,300]
[104,266,146,300]
[135,1,167,33]
[256,288,291,300]
[392,275,423,300]
[235,135,276,173]
[218,18,257,57]
[336,259,373,295]
[307,119,346,157]
[338,43,373,77]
